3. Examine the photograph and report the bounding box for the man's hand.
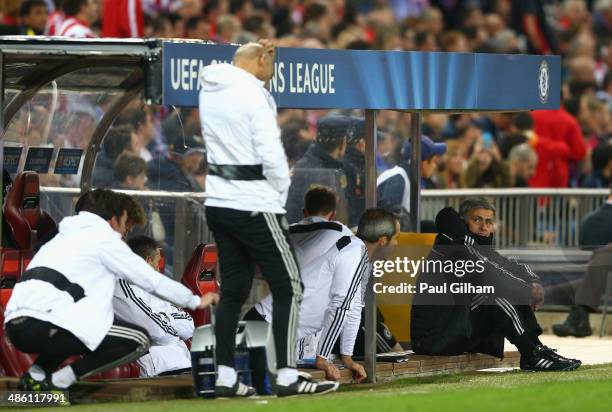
[197,292,220,309]
[341,355,367,383]
[258,38,276,59]
[531,283,545,307]
[315,356,341,381]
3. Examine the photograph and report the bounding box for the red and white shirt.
[46,11,65,36]
[57,17,97,38]
[102,0,144,38]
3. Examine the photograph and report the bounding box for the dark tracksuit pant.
[575,243,612,310]
[205,206,303,370]
[412,297,542,358]
[6,317,149,379]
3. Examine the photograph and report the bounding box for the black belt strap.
[20,267,85,302]
[208,164,265,181]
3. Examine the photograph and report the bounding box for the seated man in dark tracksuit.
[411,198,580,371]
[553,187,612,337]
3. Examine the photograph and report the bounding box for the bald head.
[233,40,276,82]
[234,42,265,62]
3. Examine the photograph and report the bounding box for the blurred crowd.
[1,0,612,191]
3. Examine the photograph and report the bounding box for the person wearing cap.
[286,115,352,225]
[376,136,446,231]
[199,40,338,397]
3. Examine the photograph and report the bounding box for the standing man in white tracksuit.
[4,189,218,392]
[199,39,338,397]
[254,187,400,382]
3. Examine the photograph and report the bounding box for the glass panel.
[3,66,136,186]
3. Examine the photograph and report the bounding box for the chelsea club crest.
[539,61,549,104]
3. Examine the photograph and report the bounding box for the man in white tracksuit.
[114,236,194,377]
[255,187,400,381]
[4,189,217,392]
[199,39,338,397]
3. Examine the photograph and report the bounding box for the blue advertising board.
[54,148,83,175]
[24,147,54,174]
[162,41,560,111]
[3,146,23,174]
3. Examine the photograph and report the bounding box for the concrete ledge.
[0,351,520,403]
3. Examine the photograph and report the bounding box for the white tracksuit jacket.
[256,216,370,359]
[113,279,194,377]
[4,212,200,351]
[199,62,291,213]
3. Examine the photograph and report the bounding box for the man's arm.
[316,243,369,359]
[250,91,291,203]
[113,280,178,345]
[100,238,213,310]
[168,304,195,341]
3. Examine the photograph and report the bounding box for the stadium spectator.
[93,125,135,188]
[199,40,338,397]
[511,0,559,55]
[578,185,612,250]
[436,140,466,189]
[147,135,204,193]
[507,143,538,188]
[19,0,48,35]
[286,115,351,225]
[45,0,64,35]
[583,144,612,188]
[56,0,99,38]
[253,187,372,382]
[461,145,510,188]
[118,108,155,162]
[411,200,581,371]
[102,0,143,37]
[377,135,446,231]
[553,186,612,337]
[114,153,147,190]
[4,189,217,392]
[114,235,194,377]
[184,15,211,39]
[531,108,587,187]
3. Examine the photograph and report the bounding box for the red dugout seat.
[181,244,219,326]
[1,172,57,280]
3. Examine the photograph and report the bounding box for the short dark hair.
[76,189,146,227]
[512,112,534,131]
[20,0,47,17]
[458,197,496,219]
[127,235,158,261]
[63,0,87,16]
[304,186,336,216]
[103,125,133,161]
[356,208,399,243]
[114,154,147,183]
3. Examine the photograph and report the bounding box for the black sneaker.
[215,381,256,398]
[552,306,592,337]
[17,372,44,391]
[520,345,581,372]
[40,378,71,406]
[276,371,340,397]
[540,345,582,368]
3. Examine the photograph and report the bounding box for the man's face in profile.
[465,207,495,237]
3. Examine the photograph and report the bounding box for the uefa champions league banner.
[162,41,560,111]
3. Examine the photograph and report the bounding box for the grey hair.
[356,208,399,242]
[458,197,496,219]
[509,143,537,163]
